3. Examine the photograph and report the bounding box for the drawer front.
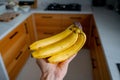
[34,13,62,26]
[37,27,63,40]
[0,23,27,67]
[1,23,26,55]
[62,14,89,27]
[2,33,27,68]
[62,14,87,20]
[8,44,30,80]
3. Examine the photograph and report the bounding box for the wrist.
[40,71,54,80]
[40,71,64,80]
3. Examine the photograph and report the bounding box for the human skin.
[36,54,77,80]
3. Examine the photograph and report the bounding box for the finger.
[36,58,47,67]
[59,54,77,68]
[64,54,77,64]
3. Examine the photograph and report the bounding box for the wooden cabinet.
[0,21,30,80]
[24,15,36,44]
[61,14,92,48]
[90,17,111,80]
[61,14,89,27]
[34,13,92,48]
[34,13,63,39]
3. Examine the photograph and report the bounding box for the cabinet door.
[94,28,111,80]
[90,37,101,80]
[61,14,89,27]
[90,17,111,80]
[25,15,36,44]
[34,13,62,39]
[0,23,26,67]
[34,13,62,26]
[8,44,29,80]
[36,26,63,39]
[0,22,30,80]
[62,14,92,48]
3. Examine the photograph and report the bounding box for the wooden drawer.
[0,23,27,67]
[90,37,101,80]
[62,14,87,20]
[90,17,111,80]
[61,14,89,27]
[8,44,30,80]
[1,23,26,55]
[37,26,63,39]
[25,15,36,44]
[36,25,63,33]
[34,13,62,26]
[2,33,27,69]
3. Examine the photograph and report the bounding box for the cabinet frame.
[0,15,36,80]
[90,16,111,80]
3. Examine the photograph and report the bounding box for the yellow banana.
[48,31,86,63]
[30,24,75,50]
[32,32,78,58]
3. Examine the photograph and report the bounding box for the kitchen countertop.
[93,7,120,80]
[0,12,31,40]
[0,5,120,80]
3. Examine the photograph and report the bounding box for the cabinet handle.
[44,32,53,35]
[42,16,52,18]
[95,37,101,46]
[9,31,18,39]
[16,51,22,60]
[24,23,28,34]
[70,17,82,19]
[92,58,97,69]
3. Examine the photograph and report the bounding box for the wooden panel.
[0,23,26,55]
[5,34,26,73]
[8,44,30,80]
[90,37,101,80]
[34,13,92,48]
[93,27,111,80]
[25,15,36,44]
[61,14,89,27]
[61,14,92,48]
[90,16,111,80]
[36,26,64,39]
[34,13,63,40]
[0,21,30,80]
[34,13,62,26]
[0,23,26,67]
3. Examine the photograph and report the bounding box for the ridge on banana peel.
[30,24,75,50]
[32,31,78,58]
[48,31,86,63]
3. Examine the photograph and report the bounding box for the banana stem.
[74,22,83,30]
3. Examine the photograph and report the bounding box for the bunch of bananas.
[30,24,86,63]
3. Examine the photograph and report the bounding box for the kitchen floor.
[17,49,93,80]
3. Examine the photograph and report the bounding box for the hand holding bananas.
[36,54,77,80]
[30,23,86,63]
